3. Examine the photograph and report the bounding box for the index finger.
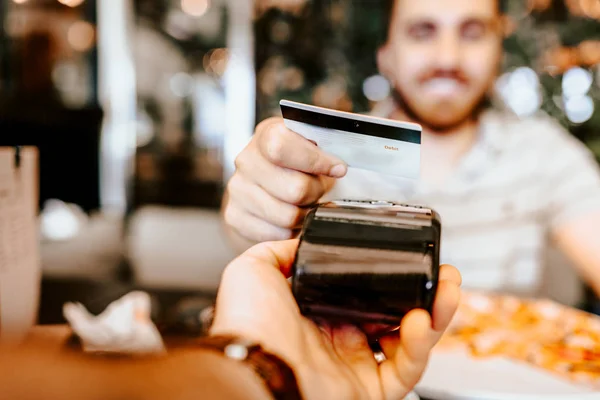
[257,119,347,178]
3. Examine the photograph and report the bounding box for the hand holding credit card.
[221,99,422,244]
[280,99,422,180]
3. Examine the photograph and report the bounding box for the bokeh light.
[136,108,155,148]
[169,72,194,97]
[281,66,305,91]
[67,21,95,52]
[270,20,292,44]
[496,67,542,117]
[40,200,83,241]
[58,0,85,7]
[565,95,595,124]
[544,47,579,75]
[51,62,79,92]
[363,75,391,102]
[579,0,600,19]
[164,10,196,40]
[577,40,600,66]
[181,0,210,18]
[203,48,229,77]
[562,67,593,99]
[312,76,352,111]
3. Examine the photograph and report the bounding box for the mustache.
[418,69,470,85]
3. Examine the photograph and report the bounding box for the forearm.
[553,210,600,297]
[0,343,272,400]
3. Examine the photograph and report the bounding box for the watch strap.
[196,335,303,400]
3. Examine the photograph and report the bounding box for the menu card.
[0,146,40,340]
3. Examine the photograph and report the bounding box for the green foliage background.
[254,0,600,161]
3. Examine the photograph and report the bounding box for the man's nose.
[435,32,461,69]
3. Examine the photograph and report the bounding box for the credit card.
[280,99,421,180]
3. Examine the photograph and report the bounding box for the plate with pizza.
[415,291,600,399]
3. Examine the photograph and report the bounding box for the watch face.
[224,342,250,361]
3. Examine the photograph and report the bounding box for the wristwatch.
[196,335,303,400]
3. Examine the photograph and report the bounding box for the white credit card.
[280,99,421,180]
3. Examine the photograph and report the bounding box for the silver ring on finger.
[373,350,387,364]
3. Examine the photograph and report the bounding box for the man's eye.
[408,23,435,40]
[462,21,486,40]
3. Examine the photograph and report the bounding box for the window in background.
[499,0,600,160]
[254,0,389,121]
[0,0,102,214]
[130,0,232,210]
[0,0,98,109]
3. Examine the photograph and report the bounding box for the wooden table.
[25,324,71,347]
[1,325,272,400]
[18,325,436,400]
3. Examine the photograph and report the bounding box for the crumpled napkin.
[63,291,165,355]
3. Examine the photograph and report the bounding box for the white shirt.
[324,108,600,299]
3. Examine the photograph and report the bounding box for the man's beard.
[391,84,492,134]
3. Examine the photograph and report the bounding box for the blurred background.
[0,0,599,325]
